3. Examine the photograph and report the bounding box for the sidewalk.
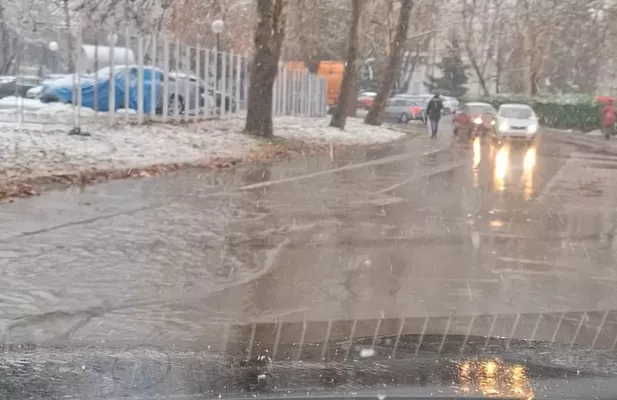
[0,115,408,202]
[545,127,617,154]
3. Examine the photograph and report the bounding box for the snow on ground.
[0,96,58,110]
[585,129,603,137]
[272,115,406,145]
[1,112,406,181]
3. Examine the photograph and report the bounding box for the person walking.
[601,98,617,140]
[425,93,444,139]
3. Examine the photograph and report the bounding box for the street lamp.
[48,41,59,73]
[211,19,224,87]
[211,19,224,51]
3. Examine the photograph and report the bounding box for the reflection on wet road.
[2,120,617,347]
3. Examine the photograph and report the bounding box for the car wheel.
[399,113,410,123]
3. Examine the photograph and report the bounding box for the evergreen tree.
[424,37,469,98]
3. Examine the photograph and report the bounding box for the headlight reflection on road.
[523,146,536,172]
[493,144,510,191]
[522,146,537,200]
[472,137,481,187]
[472,137,481,168]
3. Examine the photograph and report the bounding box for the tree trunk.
[495,43,501,94]
[245,0,287,138]
[330,0,364,129]
[347,78,358,117]
[522,32,534,96]
[365,0,413,126]
[465,43,490,97]
[63,0,75,73]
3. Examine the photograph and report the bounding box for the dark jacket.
[426,96,444,121]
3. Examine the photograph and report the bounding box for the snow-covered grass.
[1,114,406,181]
[264,115,406,145]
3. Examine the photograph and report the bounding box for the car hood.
[3,332,617,399]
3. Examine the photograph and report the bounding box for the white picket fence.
[0,27,328,129]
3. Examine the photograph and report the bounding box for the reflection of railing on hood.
[5,311,616,398]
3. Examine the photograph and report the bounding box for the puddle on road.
[2,134,617,346]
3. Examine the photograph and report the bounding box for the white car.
[441,96,459,115]
[495,103,539,140]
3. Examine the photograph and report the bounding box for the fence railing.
[0,26,328,129]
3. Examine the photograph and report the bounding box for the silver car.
[384,96,427,122]
[495,103,540,140]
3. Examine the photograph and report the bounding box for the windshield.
[468,104,495,114]
[500,106,534,119]
[3,2,617,400]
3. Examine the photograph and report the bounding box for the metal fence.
[0,26,328,129]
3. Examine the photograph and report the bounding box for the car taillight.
[411,106,420,114]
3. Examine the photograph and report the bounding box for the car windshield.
[468,104,495,114]
[500,106,534,119]
[4,3,617,400]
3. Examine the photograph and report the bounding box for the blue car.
[40,65,204,115]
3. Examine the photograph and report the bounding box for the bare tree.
[245,0,287,138]
[365,0,412,126]
[460,0,502,97]
[61,0,75,72]
[330,0,364,129]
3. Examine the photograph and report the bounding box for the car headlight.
[473,117,482,124]
[527,124,538,134]
[499,122,509,132]
[490,120,496,126]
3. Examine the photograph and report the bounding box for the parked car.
[357,91,377,109]
[168,71,237,114]
[384,97,425,123]
[394,94,459,116]
[441,95,459,115]
[26,74,71,99]
[0,75,42,99]
[392,94,432,120]
[453,102,497,138]
[39,65,205,115]
[495,103,539,141]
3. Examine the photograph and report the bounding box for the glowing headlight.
[499,121,509,132]
[490,120,496,126]
[527,124,538,134]
[473,117,482,124]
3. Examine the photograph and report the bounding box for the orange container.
[316,61,344,106]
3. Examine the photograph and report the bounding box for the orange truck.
[286,61,344,108]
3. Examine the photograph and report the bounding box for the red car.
[357,92,377,110]
[453,102,497,138]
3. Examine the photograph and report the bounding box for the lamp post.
[48,41,59,73]
[211,19,224,87]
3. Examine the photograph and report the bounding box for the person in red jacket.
[601,99,617,139]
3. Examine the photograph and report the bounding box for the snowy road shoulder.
[0,115,408,201]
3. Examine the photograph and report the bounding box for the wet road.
[2,118,617,348]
